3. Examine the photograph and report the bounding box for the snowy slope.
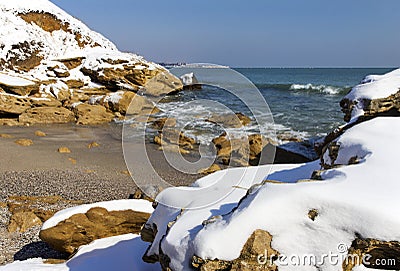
[0,0,116,62]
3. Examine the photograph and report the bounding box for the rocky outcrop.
[39,207,151,254]
[198,164,222,175]
[192,230,279,271]
[5,196,82,233]
[206,112,251,128]
[0,1,182,126]
[151,117,177,130]
[8,211,42,233]
[19,107,75,124]
[154,128,197,154]
[343,238,400,271]
[98,91,158,116]
[212,133,273,166]
[72,104,114,125]
[0,95,31,115]
[340,90,400,122]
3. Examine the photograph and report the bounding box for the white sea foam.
[289,83,343,95]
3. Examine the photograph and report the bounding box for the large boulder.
[340,69,400,122]
[141,71,183,97]
[39,207,151,254]
[19,107,75,124]
[212,133,271,166]
[343,238,400,271]
[99,91,157,115]
[0,94,31,115]
[192,229,279,271]
[154,128,196,154]
[206,112,251,128]
[0,73,39,96]
[72,103,114,125]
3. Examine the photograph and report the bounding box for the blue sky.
[51,0,400,68]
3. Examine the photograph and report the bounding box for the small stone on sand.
[34,130,47,137]
[0,134,14,139]
[58,147,71,153]
[87,141,100,148]
[68,158,77,164]
[14,139,33,146]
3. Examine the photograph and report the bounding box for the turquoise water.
[163,68,394,140]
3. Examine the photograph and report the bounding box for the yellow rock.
[8,211,42,233]
[87,141,100,148]
[14,139,33,146]
[198,164,222,175]
[35,130,47,137]
[68,158,77,164]
[58,147,71,153]
[0,133,14,138]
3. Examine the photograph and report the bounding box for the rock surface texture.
[39,207,151,254]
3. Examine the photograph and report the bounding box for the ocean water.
[155,68,394,143]
[122,67,394,158]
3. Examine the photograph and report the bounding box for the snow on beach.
[0,234,158,271]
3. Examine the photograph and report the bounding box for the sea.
[125,67,394,157]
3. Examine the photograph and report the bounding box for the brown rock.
[63,79,85,89]
[35,130,47,137]
[142,71,183,97]
[308,209,318,221]
[192,229,279,271]
[39,207,151,254]
[102,91,157,115]
[0,74,39,96]
[206,112,251,128]
[87,141,100,148]
[72,104,114,125]
[340,90,400,123]
[19,107,75,124]
[58,147,71,153]
[8,211,42,233]
[151,117,177,130]
[68,157,77,164]
[14,139,33,146]
[198,164,222,175]
[0,134,14,138]
[154,129,196,154]
[30,97,62,108]
[0,94,31,115]
[343,238,400,271]
[0,118,20,126]
[212,133,270,166]
[56,57,85,70]
[4,41,44,72]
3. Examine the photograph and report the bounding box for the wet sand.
[0,124,201,203]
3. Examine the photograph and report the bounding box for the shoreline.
[0,124,202,265]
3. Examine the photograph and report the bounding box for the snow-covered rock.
[340,68,400,122]
[141,69,400,271]
[0,0,182,125]
[39,200,153,254]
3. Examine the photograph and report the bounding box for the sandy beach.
[0,124,201,264]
